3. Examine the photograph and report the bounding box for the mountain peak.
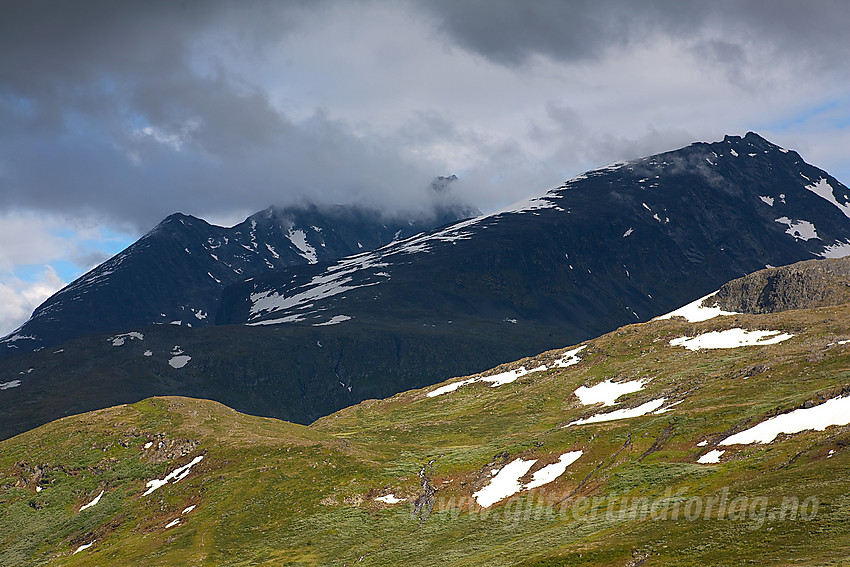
[1,202,478,354]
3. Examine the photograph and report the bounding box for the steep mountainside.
[219,133,850,337]
[1,133,850,442]
[0,317,549,440]
[1,288,848,565]
[0,203,475,354]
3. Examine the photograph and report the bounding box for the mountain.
[1,133,850,442]
[0,202,477,355]
[2,268,848,565]
[218,133,850,336]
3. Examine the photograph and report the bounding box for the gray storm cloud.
[2,0,425,228]
[422,0,850,69]
[1,0,849,231]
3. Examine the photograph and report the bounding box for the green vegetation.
[1,304,849,565]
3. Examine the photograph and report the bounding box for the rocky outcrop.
[711,257,850,314]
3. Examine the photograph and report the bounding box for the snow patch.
[806,178,850,219]
[479,366,532,387]
[652,399,684,414]
[165,518,181,529]
[248,269,380,323]
[169,355,192,369]
[524,451,583,490]
[143,455,204,496]
[473,458,537,507]
[73,542,94,555]
[265,243,280,258]
[670,329,793,350]
[288,228,318,264]
[427,363,550,397]
[759,195,774,206]
[574,379,645,406]
[375,494,405,504]
[182,505,196,514]
[249,313,308,325]
[697,449,725,464]
[426,378,478,397]
[775,217,819,241]
[655,291,738,322]
[2,333,36,344]
[144,441,153,449]
[0,380,21,390]
[110,332,144,346]
[819,240,850,258]
[565,398,666,426]
[313,315,352,326]
[79,490,104,512]
[623,228,633,237]
[553,345,586,368]
[719,395,850,445]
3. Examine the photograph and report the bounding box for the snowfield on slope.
[806,178,850,219]
[565,398,667,427]
[110,332,144,346]
[427,345,587,398]
[669,329,793,350]
[574,379,645,406]
[697,449,725,464]
[719,395,850,445]
[143,455,204,496]
[524,451,583,490]
[78,490,105,512]
[375,494,405,504]
[473,451,583,507]
[654,291,738,322]
[775,217,819,241]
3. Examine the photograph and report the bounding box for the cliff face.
[711,257,850,314]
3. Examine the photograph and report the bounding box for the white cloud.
[0,266,65,336]
[0,211,68,271]
[0,210,135,336]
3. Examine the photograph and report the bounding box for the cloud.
[421,0,850,73]
[0,0,848,251]
[0,210,135,335]
[0,266,65,336]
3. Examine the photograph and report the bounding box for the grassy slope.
[1,305,849,566]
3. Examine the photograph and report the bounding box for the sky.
[2,0,850,335]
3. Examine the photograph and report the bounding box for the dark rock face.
[711,257,850,314]
[2,132,850,441]
[219,133,850,337]
[0,204,476,355]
